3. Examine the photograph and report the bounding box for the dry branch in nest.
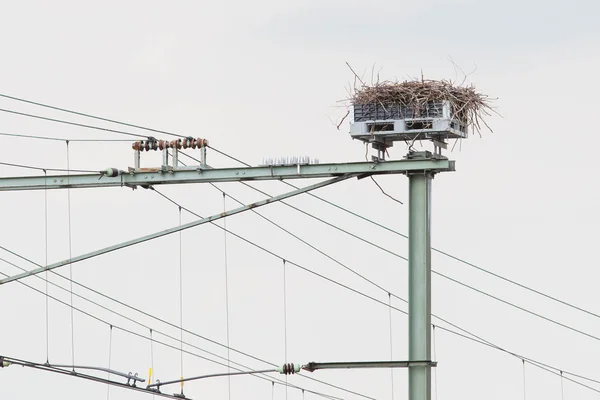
[349,79,496,136]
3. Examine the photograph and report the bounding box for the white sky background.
[1,0,599,399]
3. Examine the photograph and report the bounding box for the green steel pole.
[408,171,432,400]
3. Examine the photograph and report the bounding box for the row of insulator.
[131,138,208,152]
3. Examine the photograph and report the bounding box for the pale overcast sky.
[1,1,600,399]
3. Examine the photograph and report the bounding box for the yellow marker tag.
[180,376,184,388]
[148,367,153,383]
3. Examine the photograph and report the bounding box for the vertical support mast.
[408,152,433,400]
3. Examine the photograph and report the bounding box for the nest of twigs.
[350,79,496,135]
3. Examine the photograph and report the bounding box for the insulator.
[132,141,141,151]
[282,363,297,375]
[101,168,120,177]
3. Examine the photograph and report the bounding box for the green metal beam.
[408,171,433,400]
[0,159,454,191]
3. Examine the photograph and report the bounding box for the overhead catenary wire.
[7,98,598,396]
[210,181,395,301]
[214,174,584,395]
[204,180,540,354]
[146,189,600,391]
[4,157,596,400]
[5,252,599,400]
[0,251,373,400]
[0,161,99,173]
[0,252,372,400]
[203,158,600,346]
[0,256,239,367]
[2,213,596,400]
[147,190,408,314]
[145,191,378,399]
[0,107,150,139]
[6,95,597,330]
[0,175,350,285]
[149,186,600,398]
[150,183,528,356]
[144,189,377,399]
[0,91,564,400]
[11,243,600,400]
[0,265,347,400]
[0,355,185,400]
[434,324,600,391]
[0,132,132,142]
[208,147,600,326]
[436,270,600,343]
[12,96,590,341]
[0,93,187,138]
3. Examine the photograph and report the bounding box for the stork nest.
[350,80,496,135]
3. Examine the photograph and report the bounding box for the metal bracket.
[126,372,140,387]
[432,139,447,158]
[302,360,437,372]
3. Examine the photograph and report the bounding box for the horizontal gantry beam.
[0,158,455,191]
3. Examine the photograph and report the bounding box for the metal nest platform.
[346,79,495,160]
[350,100,467,145]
